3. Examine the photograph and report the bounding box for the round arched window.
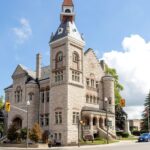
[65,9,71,13]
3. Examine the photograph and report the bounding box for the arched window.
[55,51,63,69]
[90,96,92,103]
[72,52,79,70]
[86,95,89,103]
[28,92,34,101]
[15,86,22,103]
[65,9,71,13]
[108,97,112,105]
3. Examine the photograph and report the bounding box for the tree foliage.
[20,128,27,140]
[141,91,150,131]
[29,123,42,143]
[7,124,19,142]
[0,96,4,110]
[105,65,124,104]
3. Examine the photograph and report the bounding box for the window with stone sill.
[45,114,49,126]
[40,115,44,127]
[15,86,22,103]
[93,96,96,104]
[108,97,112,105]
[41,92,44,103]
[55,71,63,82]
[96,81,99,89]
[72,71,80,82]
[86,78,89,86]
[55,51,63,69]
[91,79,95,87]
[54,133,62,140]
[28,92,34,101]
[73,112,79,124]
[46,91,49,102]
[72,52,79,70]
[55,112,62,124]
[86,95,89,103]
[97,97,100,104]
[90,96,92,103]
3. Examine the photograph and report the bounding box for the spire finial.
[63,0,74,6]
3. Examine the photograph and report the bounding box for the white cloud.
[12,18,32,44]
[102,34,150,119]
[124,106,144,119]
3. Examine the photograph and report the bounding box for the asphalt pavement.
[0,141,150,150]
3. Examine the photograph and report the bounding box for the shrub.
[122,132,129,138]
[116,131,123,137]
[20,128,27,140]
[7,124,19,142]
[116,131,129,138]
[29,123,42,143]
[132,130,140,136]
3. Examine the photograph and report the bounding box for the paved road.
[1,141,150,150]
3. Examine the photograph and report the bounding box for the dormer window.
[65,9,71,13]
[58,28,63,35]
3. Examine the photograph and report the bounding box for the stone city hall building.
[5,0,116,145]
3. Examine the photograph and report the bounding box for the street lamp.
[147,107,150,133]
[78,119,85,147]
[26,100,30,149]
[104,97,109,144]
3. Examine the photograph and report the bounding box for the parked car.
[138,133,150,142]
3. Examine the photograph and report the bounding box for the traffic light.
[120,99,126,107]
[5,102,10,112]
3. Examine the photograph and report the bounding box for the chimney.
[36,53,42,79]
[100,60,106,71]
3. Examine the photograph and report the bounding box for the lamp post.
[78,119,84,147]
[104,97,109,144]
[147,107,150,133]
[26,100,30,149]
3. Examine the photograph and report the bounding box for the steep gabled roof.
[12,64,36,79]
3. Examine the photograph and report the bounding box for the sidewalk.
[0,140,137,150]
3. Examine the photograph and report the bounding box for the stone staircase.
[82,126,116,140]
[98,127,116,139]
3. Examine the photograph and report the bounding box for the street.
[0,141,150,150]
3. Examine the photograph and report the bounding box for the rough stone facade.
[5,0,116,145]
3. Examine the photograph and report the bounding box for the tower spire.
[61,0,75,23]
[63,0,74,6]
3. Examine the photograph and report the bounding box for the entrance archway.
[12,117,22,129]
[99,117,104,128]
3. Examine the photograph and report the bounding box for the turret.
[102,75,115,113]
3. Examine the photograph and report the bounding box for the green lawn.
[118,135,138,141]
[80,139,119,145]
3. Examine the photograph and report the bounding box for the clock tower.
[49,0,85,145]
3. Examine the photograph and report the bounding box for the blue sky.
[1,0,150,118]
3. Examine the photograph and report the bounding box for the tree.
[0,96,4,110]
[7,124,19,142]
[29,123,42,143]
[141,91,150,131]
